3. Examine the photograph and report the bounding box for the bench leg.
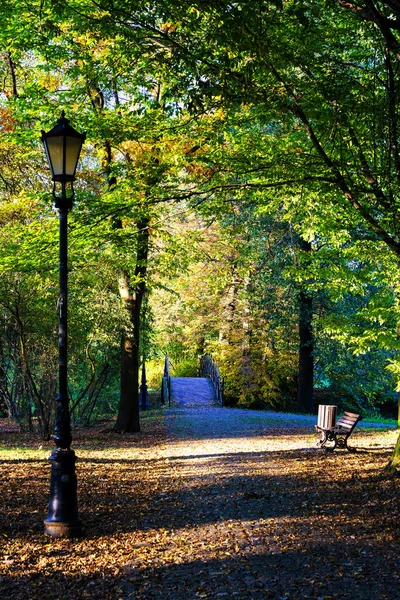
[343,434,356,452]
[332,434,356,452]
[318,430,337,451]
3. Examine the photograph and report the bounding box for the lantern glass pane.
[46,136,64,177]
[65,136,83,177]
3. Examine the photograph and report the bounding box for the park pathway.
[170,377,216,406]
[120,397,399,599]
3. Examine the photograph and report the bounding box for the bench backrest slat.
[336,412,361,432]
[338,417,357,426]
[342,412,360,419]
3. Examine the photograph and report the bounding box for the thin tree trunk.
[221,272,240,343]
[0,339,8,416]
[6,51,18,97]
[297,240,314,413]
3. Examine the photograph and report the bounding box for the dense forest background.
[0,0,400,449]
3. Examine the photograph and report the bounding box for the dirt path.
[120,405,400,599]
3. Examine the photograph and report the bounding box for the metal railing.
[199,354,223,406]
[160,354,171,406]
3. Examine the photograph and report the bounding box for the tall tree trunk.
[99,133,143,433]
[96,79,157,432]
[115,218,149,432]
[115,299,138,432]
[397,319,400,428]
[388,433,400,471]
[398,392,400,428]
[297,240,314,413]
[388,322,400,469]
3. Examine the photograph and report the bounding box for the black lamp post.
[41,112,86,538]
[140,361,149,411]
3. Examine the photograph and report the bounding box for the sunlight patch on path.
[162,405,398,461]
[163,405,318,460]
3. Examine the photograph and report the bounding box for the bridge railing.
[160,354,171,406]
[199,354,223,406]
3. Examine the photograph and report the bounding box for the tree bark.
[115,218,149,432]
[388,432,400,470]
[115,314,138,432]
[397,392,400,428]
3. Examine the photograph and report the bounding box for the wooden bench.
[315,411,362,451]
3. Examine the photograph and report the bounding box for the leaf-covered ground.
[0,406,399,599]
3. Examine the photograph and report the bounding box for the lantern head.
[42,111,86,203]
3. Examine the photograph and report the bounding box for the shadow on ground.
[121,540,400,600]
[0,447,395,537]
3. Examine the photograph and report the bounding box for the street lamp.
[140,361,149,410]
[41,111,86,537]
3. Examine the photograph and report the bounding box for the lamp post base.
[44,520,82,538]
[44,448,82,538]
